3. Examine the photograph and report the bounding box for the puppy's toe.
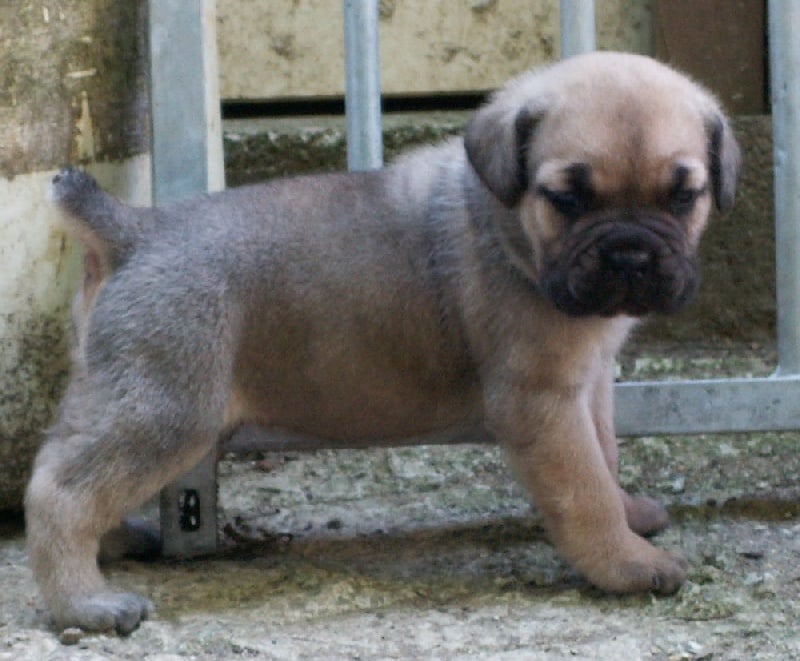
[613,548,688,595]
[111,593,154,635]
[586,536,688,595]
[623,494,670,537]
[57,592,154,636]
[649,550,689,595]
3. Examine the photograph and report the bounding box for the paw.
[623,493,670,537]
[619,548,688,595]
[54,592,154,635]
[584,536,688,595]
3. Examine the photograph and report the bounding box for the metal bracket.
[159,452,218,557]
[615,376,800,436]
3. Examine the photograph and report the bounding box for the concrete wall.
[217,0,653,100]
[0,2,151,511]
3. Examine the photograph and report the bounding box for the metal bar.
[769,0,800,376]
[149,0,208,203]
[614,376,800,437]
[559,0,596,59]
[203,0,226,193]
[344,0,383,170]
[150,0,222,557]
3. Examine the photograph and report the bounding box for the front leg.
[485,369,686,594]
[591,363,670,536]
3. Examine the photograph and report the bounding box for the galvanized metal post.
[344,0,383,171]
[151,0,223,557]
[203,0,226,194]
[150,0,207,202]
[769,0,800,376]
[560,0,596,59]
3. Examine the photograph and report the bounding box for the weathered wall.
[0,2,149,178]
[0,1,151,510]
[217,0,653,100]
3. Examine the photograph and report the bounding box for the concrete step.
[224,111,468,186]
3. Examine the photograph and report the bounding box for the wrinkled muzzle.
[538,215,699,317]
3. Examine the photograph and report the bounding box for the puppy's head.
[465,51,740,317]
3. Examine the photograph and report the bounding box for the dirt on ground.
[1,345,799,660]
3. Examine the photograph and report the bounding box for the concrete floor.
[2,346,799,660]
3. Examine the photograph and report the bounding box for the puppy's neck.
[464,167,540,287]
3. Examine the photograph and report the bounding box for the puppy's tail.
[49,166,152,271]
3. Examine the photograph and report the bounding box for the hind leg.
[25,376,220,634]
[30,179,240,632]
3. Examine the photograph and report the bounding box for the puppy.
[26,51,739,634]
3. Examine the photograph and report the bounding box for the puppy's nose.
[606,247,653,275]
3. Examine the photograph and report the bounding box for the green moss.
[0,309,71,509]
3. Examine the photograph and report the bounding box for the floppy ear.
[707,113,741,212]
[464,102,538,208]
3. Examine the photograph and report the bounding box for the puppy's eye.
[537,187,588,218]
[670,187,702,216]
